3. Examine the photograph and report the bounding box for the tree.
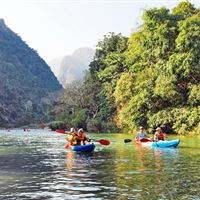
[48,1,200,135]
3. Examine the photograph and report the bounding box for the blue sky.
[0,0,199,62]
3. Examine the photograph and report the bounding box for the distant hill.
[48,56,63,77]
[49,48,95,87]
[0,19,62,127]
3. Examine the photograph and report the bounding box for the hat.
[139,126,144,130]
[70,127,75,132]
[78,128,83,133]
[156,127,161,131]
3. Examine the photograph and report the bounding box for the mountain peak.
[0,18,5,24]
[48,47,95,86]
[0,18,7,29]
[58,47,95,86]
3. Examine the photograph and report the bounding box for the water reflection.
[0,131,200,200]
[63,150,115,199]
[65,151,75,172]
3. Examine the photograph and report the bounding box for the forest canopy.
[50,1,200,135]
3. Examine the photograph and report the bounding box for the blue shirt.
[135,131,147,140]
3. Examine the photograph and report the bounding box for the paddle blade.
[65,143,70,149]
[55,129,66,134]
[124,139,132,143]
[98,139,110,145]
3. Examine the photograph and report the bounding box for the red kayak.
[55,129,66,134]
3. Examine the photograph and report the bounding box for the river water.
[0,129,199,200]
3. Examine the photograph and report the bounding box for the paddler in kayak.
[154,127,166,141]
[66,127,78,146]
[135,126,148,141]
[77,128,91,145]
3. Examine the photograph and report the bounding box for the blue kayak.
[136,139,180,148]
[71,143,95,152]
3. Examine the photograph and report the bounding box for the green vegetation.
[47,120,66,131]
[0,19,62,127]
[49,1,200,135]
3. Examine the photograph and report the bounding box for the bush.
[86,119,101,133]
[56,112,67,121]
[47,120,66,131]
[71,109,88,130]
[101,121,119,133]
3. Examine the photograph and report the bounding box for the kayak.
[55,129,66,134]
[136,139,180,148]
[71,143,95,152]
[67,143,95,152]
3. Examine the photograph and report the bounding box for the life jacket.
[77,132,86,140]
[77,132,87,145]
[67,132,78,145]
[158,133,165,141]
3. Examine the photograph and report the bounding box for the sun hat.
[78,128,83,133]
[70,127,75,132]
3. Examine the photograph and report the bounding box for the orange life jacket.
[158,133,165,141]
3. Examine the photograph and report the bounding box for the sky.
[0,0,199,62]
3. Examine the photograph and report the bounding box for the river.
[0,129,199,200]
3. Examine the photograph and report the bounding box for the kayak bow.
[66,143,95,152]
[136,139,180,148]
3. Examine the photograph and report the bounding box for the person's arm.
[163,133,167,140]
[82,133,86,138]
[145,132,148,138]
[86,138,91,142]
[65,131,70,134]
[73,132,79,140]
[154,133,158,141]
[135,133,139,140]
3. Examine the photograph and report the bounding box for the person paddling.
[154,127,166,141]
[66,127,78,146]
[135,126,148,141]
[77,128,91,145]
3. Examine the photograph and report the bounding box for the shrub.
[47,120,66,131]
[101,121,119,133]
[86,119,101,133]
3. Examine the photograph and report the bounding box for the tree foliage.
[116,1,200,134]
[50,1,200,135]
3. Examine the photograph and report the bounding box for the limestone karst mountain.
[0,19,62,127]
[49,48,95,87]
[48,56,63,77]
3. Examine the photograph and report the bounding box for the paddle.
[55,129,67,134]
[124,138,152,143]
[55,130,110,145]
[90,139,110,146]
[124,139,132,143]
